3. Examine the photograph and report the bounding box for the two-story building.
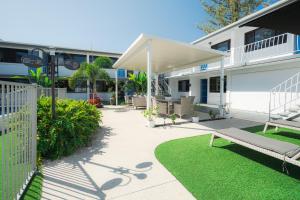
[165,12,300,114]
[0,40,127,101]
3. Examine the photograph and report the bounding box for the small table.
[157,99,180,115]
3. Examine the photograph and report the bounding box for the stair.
[151,75,172,97]
[269,71,300,121]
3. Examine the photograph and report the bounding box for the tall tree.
[198,0,273,34]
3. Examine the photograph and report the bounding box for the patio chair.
[152,97,168,116]
[132,96,146,109]
[263,119,300,133]
[187,96,195,104]
[174,97,193,118]
[124,95,133,106]
[210,127,300,169]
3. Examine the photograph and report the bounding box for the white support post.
[86,54,90,100]
[115,69,118,106]
[220,56,225,117]
[155,74,159,96]
[146,41,152,110]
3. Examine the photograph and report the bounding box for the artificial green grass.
[0,134,43,200]
[22,172,43,200]
[155,125,300,200]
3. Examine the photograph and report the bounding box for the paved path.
[41,106,261,200]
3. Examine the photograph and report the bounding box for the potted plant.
[208,109,217,120]
[169,113,177,125]
[192,111,199,123]
[143,107,157,128]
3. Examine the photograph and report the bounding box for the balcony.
[165,33,297,78]
[0,62,29,76]
[234,33,295,65]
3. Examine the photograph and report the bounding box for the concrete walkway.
[41,106,261,200]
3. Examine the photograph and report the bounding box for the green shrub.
[37,97,102,159]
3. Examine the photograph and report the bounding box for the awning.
[113,34,227,73]
[240,0,300,35]
[113,34,226,118]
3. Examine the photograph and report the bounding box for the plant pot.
[192,116,199,123]
[147,120,156,128]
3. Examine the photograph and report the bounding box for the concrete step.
[288,107,299,112]
[278,112,290,117]
[270,115,282,120]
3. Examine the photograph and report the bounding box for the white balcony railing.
[166,33,296,78]
[234,33,294,65]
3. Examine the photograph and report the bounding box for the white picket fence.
[0,81,37,200]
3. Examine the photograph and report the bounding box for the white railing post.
[0,81,37,199]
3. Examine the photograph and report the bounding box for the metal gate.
[0,81,37,200]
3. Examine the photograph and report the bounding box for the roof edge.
[191,0,296,45]
[0,40,122,56]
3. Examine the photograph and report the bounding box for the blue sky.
[0,0,207,53]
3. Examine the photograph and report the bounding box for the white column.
[86,54,90,100]
[115,69,118,106]
[146,41,152,110]
[219,56,225,117]
[155,74,159,96]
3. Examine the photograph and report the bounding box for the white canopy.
[113,34,227,73]
[113,34,226,117]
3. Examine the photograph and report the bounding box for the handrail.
[268,71,300,120]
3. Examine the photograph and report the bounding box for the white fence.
[37,87,67,99]
[0,81,37,199]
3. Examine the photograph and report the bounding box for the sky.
[0,0,207,53]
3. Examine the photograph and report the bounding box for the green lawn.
[22,172,43,200]
[155,125,300,200]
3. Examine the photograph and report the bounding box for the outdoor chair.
[132,96,146,109]
[210,127,300,170]
[187,96,195,104]
[124,95,133,106]
[264,119,300,132]
[174,97,193,118]
[152,97,168,126]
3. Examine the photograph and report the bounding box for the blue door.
[200,79,208,103]
[296,35,300,54]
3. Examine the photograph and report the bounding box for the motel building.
[0,40,127,102]
[162,7,300,117]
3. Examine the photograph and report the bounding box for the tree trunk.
[93,80,97,99]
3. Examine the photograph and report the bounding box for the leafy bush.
[37,97,102,159]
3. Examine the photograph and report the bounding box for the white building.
[165,5,300,115]
[0,40,126,101]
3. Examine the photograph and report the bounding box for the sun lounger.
[210,127,300,168]
[264,119,300,132]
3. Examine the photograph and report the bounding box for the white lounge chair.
[264,119,300,133]
[210,127,300,168]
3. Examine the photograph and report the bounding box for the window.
[244,28,287,52]
[209,76,226,93]
[0,47,28,63]
[211,40,231,52]
[96,80,109,92]
[178,80,190,92]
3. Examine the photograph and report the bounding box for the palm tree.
[125,72,147,95]
[68,57,112,95]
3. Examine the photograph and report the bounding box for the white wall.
[190,77,200,103]
[66,93,87,100]
[0,62,29,76]
[228,63,300,113]
[66,92,113,101]
[169,78,190,99]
